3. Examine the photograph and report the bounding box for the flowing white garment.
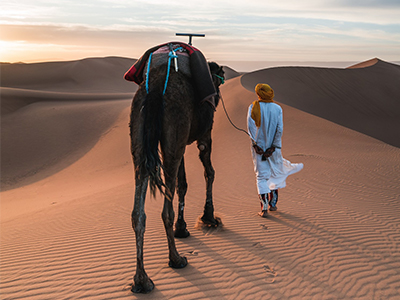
[247,102,303,194]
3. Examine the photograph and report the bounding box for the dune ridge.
[1,57,400,299]
[1,57,137,93]
[347,58,379,69]
[241,58,400,148]
[1,87,132,115]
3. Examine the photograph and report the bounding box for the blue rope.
[214,74,225,84]
[163,50,178,95]
[146,46,183,95]
[145,52,153,94]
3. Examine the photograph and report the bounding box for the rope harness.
[145,46,183,95]
[213,74,225,85]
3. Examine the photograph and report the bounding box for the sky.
[1,0,400,69]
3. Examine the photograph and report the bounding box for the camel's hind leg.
[161,153,188,268]
[174,157,190,238]
[198,131,219,226]
[131,175,154,293]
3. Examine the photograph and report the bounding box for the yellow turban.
[251,83,274,127]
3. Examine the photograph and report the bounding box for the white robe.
[247,102,303,195]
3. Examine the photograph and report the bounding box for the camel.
[128,47,225,293]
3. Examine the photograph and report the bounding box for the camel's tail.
[139,88,165,196]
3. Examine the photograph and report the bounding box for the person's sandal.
[258,210,268,218]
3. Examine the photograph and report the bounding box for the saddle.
[124,42,217,107]
[145,44,191,78]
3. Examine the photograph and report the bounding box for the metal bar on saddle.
[175,33,205,45]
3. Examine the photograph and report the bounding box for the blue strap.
[146,46,183,95]
[173,47,183,53]
[214,74,225,84]
[145,52,153,94]
[163,50,178,95]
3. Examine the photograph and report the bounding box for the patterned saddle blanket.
[124,42,216,106]
[144,44,191,78]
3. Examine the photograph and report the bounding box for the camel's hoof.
[201,215,221,228]
[131,277,154,294]
[169,256,188,269]
[174,221,190,238]
[174,228,190,238]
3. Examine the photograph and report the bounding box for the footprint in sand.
[252,242,264,249]
[263,265,277,283]
[187,250,199,256]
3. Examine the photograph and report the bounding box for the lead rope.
[220,94,281,149]
[219,88,278,149]
[219,92,250,137]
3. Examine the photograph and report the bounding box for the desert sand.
[1,56,399,299]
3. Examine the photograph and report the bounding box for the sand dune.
[347,58,379,69]
[1,57,400,299]
[1,57,137,93]
[1,98,131,191]
[1,57,138,115]
[241,58,400,148]
[220,65,242,80]
[1,87,132,114]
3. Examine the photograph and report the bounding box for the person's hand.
[253,144,264,155]
[262,147,276,159]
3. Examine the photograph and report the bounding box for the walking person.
[247,83,303,217]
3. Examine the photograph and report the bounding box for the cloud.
[0,23,166,43]
[0,23,174,62]
[1,20,399,63]
[1,0,399,62]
